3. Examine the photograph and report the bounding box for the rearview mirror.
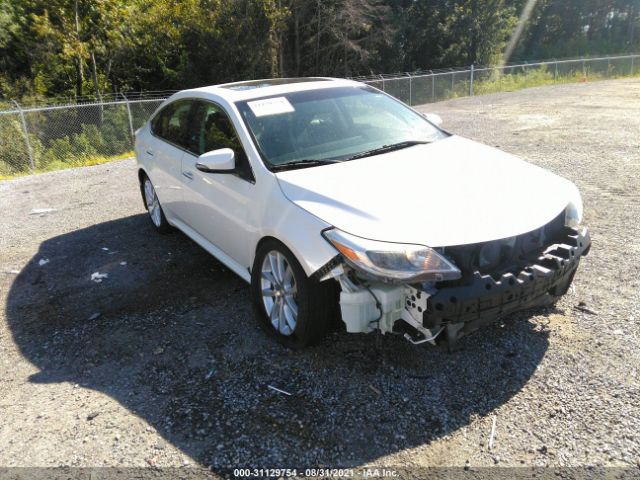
[422,113,443,127]
[196,148,236,173]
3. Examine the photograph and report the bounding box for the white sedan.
[135,77,590,348]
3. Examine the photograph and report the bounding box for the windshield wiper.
[346,140,430,161]
[271,159,341,172]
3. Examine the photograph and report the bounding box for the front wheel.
[141,175,171,233]
[251,239,338,348]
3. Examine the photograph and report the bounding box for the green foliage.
[0,115,46,175]
[445,0,518,66]
[42,136,74,165]
[80,124,106,153]
[0,98,140,175]
[1,0,639,177]
[100,107,131,154]
[38,129,129,169]
[1,0,638,99]
[473,66,558,95]
[0,118,32,174]
[511,0,640,61]
[38,108,131,167]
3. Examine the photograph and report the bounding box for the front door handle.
[182,171,194,180]
[145,149,154,157]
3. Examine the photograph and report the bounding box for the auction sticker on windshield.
[247,97,295,117]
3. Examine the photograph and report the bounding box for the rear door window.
[151,100,194,150]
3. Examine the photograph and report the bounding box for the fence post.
[470,64,475,96]
[554,59,558,81]
[451,68,454,91]
[408,74,413,106]
[524,61,528,86]
[380,75,385,92]
[582,57,586,78]
[12,100,35,171]
[431,70,435,102]
[122,93,135,140]
[632,55,635,75]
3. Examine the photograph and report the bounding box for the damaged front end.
[321,210,591,348]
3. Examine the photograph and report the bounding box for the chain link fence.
[0,96,165,176]
[1,53,639,177]
[354,53,640,106]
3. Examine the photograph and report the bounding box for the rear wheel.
[251,239,338,348]
[141,175,171,233]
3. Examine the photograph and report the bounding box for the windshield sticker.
[247,97,295,117]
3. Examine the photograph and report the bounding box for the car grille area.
[419,221,591,342]
[440,210,567,283]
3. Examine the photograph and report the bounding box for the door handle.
[182,171,194,180]
[145,149,154,157]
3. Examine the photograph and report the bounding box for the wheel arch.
[138,168,150,209]
[253,236,298,273]
[252,233,337,280]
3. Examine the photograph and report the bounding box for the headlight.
[322,228,461,283]
[564,181,583,228]
[565,201,583,228]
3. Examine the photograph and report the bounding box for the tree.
[286,0,394,76]
[511,0,640,60]
[4,0,130,99]
[0,0,638,102]
[260,0,290,77]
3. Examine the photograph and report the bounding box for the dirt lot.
[1,79,639,475]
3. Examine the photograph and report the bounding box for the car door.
[178,100,256,268]
[146,99,194,219]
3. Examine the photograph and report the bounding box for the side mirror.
[196,148,236,173]
[422,113,443,127]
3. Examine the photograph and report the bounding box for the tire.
[251,239,338,348]
[141,174,172,234]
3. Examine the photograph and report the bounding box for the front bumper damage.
[332,227,591,348]
[408,227,591,348]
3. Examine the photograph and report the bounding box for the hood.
[275,135,580,247]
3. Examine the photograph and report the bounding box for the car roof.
[177,77,364,103]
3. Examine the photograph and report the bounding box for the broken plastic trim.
[316,228,590,349]
[422,227,591,348]
[309,255,342,282]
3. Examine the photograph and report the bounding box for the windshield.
[235,86,447,169]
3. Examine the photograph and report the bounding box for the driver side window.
[191,101,253,181]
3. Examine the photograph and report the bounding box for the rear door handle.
[145,149,154,157]
[182,171,194,180]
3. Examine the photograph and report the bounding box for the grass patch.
[472,65,640,96]
[0,151,133,181]
[442,62,640,100]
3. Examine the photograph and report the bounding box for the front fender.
[255,197,339,278]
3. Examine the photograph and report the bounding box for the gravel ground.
[0,79,639,476]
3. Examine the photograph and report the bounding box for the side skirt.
[170,219,252,284]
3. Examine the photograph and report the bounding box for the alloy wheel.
[144,179,162,228]
[260,251,298,335]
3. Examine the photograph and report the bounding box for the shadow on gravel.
[6,214,551,469]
